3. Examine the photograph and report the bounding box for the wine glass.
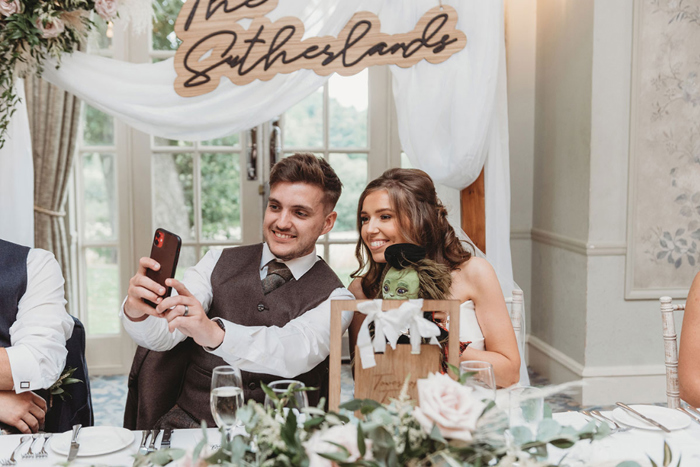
[508,385,544,434]
[263,380,308,418]
[210,365,244,441]
[459,360,497,402]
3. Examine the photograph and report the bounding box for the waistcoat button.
[257,303,265,312]
[248,381,257,390]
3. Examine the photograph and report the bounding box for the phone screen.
[143,228,182,308]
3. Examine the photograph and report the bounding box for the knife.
[615,402,671,433]
[678,406,700,425]
[160,428,173,450]
[67,424,82,461]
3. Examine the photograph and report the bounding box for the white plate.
[612,405,690,431]
[51,426,134,457]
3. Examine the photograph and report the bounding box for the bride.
[348,168,521,388]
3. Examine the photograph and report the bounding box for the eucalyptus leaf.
[536,418,561,441]
[510,426,533,445]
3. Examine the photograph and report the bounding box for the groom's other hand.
[0,391,46,434]
[157,279,225,349]
[124,257,168,321]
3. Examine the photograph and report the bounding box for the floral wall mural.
[628,0,700,297]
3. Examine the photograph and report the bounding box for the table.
[549,411,700,466]
[0,427,223,466]
[0,412,698,466]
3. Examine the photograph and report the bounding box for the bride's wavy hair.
[351,168,473,299]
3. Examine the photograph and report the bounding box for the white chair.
[505,289,524,348]
[660,296,686,409]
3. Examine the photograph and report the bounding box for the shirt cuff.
[204,318,256,364]
[5,345,44,393]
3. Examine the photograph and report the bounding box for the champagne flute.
[459,360,497,402]
[263,380,308,419]
[210,365,244,442]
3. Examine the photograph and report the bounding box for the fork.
[138,430,151,455]
[1,435,31,466]
[147,429,160,454]
[592,410,629,431]
[581,410,630,433]
[37,433,52,458]
[22,433,40,458]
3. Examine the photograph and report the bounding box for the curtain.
[25,76,81,313]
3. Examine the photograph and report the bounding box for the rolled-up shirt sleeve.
[207,288,355,377]
[5,249,74,393]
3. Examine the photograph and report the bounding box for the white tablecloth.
[0,412,698,466]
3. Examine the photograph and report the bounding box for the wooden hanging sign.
[173,0,467,97]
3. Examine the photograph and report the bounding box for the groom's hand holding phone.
[124,228,181,321]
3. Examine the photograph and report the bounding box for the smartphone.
[142,228,182,308]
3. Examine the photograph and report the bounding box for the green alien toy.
[381,243,451,301]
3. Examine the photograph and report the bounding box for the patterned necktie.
[261,261,294,295]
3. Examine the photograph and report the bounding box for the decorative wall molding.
[527,334,585,376]
[527,334,665,377]
[526,228,626,257]
[527,334,667,404]
[510,229,531,241]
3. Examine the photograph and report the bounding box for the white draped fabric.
[0,80,34,247]
[0,1,517,374]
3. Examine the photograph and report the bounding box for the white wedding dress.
[453,300,529,386]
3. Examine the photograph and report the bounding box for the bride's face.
[360,190,410,263]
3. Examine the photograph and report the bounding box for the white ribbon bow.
[355,299,442,369]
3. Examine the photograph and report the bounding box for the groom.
[122,153,354,429]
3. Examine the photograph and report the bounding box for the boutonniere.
[48,366,82,408]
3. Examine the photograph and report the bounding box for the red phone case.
[143,228,182,308]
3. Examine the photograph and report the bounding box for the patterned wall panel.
[627,0,700,298]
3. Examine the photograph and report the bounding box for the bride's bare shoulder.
[348,277,368,299]
[452,256,500,292]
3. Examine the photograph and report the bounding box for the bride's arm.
[452,257,521,388]
[679,272,700,406]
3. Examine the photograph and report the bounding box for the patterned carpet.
[90,366,587,427]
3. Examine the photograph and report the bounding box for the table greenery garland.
[137,370,614,467]
[0,0,119,149]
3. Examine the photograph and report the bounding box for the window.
[280,71,370,285]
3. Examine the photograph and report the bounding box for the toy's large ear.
[384,243,426,269]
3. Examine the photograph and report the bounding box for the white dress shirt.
[5,249,74,393]
[121,244,354,378]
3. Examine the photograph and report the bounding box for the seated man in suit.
[122,153,354,429]
[0,239,75,434]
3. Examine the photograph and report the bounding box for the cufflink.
[20,381,30,389]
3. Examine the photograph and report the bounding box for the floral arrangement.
[139,372,612,467]
[0,0,120,148]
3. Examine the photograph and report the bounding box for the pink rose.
[412,373,487,443]
[0,0,22,17]
[36,16,65,39]
[304,424,373,467]
[94,0,118,20]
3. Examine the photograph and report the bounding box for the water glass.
[509,385,544,435]
[210,365,244,441]
[263,379,308,413]
[460,360,497,401]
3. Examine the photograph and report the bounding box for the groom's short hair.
[270,153,342,212]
